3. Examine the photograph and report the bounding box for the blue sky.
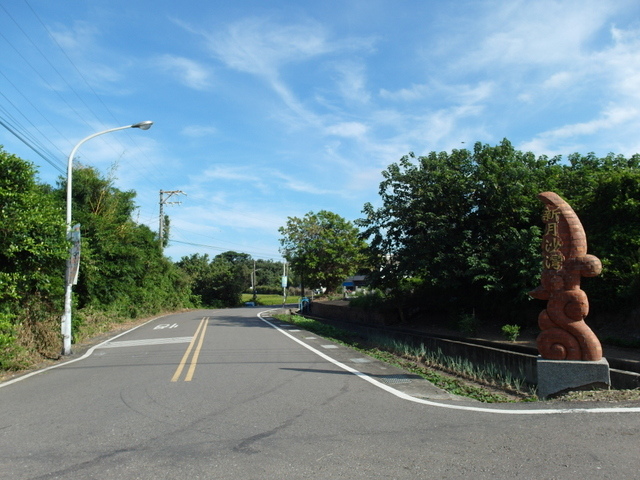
[2,1,640,262]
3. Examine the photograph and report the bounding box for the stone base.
[537,357,611,399]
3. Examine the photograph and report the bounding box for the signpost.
[66,224,81,286]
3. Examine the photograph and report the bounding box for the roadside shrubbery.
[358,140,640,330]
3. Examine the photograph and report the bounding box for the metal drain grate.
[378,374,412,385]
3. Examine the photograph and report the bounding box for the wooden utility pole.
[159,189,186,250]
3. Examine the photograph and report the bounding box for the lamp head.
[132,121,153,130]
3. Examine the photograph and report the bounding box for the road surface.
[1,308,639,479]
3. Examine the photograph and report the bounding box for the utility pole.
[159,189,186,251]
[282,262,288,307]
[252,259,257,304]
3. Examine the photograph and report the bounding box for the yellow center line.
[171,317,208,382]
[184,316,209,382]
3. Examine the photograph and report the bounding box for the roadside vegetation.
[275,314,640,403]
[357,140,640,334]
[241,294,288,306]
[0,148,290,371]
[2,139,640,379]
[274,314,535,403]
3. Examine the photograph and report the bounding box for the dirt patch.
[549,388,640,403]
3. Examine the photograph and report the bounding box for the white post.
[61,121,153,355]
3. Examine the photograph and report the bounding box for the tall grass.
[368,334,533,395]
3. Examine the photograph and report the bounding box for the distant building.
[342,275,368,296]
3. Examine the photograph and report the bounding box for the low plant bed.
[275,314,640,404]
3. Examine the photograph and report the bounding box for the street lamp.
[61,121,153,355]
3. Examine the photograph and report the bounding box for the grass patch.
[274,314,534,403]
[368,335,535,399]
[241,294,288,306]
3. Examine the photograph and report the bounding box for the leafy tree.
[210,254,244,306]
[279,210,368,293]
[358,140,562,319]
[254,259,286,293]
[358,139,640,323]
[0,148,67,365]
[176,251,246,307]
[217,251,253,292]
[0,148,66,307]
[54,164,192,317]
[176,253,214,305]
[559,153,640,310]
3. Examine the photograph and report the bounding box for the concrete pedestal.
[537,357,610,399]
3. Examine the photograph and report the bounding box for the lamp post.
[61,121,153,355]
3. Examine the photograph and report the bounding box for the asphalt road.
[1,308,639,479]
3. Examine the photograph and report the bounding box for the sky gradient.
[1,0,639,261]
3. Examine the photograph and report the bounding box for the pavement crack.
[233,415,299,454]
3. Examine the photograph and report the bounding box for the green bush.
[349,289,385,309]
[457,313,479,335]
[501,324,521,342]
[0,313,28,370]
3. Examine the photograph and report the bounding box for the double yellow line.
[171,317,209,382]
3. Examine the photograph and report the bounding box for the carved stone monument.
[529,192,610,398]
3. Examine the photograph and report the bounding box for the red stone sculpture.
[529,192,603,361]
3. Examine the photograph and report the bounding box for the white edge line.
[258,309,640,416]
[0,313,171,389]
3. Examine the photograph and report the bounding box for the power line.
[23,0,122,125]
[0,28,97,134]
[170,239,282,261]
[1,3,166,188]
[0,115,65,174]
[22,0,168,183]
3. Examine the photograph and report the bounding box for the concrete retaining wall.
[307,301,640,390]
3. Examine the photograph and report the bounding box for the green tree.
[55,164,192,317]
[210,254,244,306]
[0,148,66,306]
[0,148,67,365]
[358,139,640,323]
[279,210,368,293]
[217,251,252,292]
[358,140,562,319]
[176,253,214,306]
[559,153,640,310]
[254,259,285,293]
[176,251,246,307]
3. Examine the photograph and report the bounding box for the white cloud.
[599,25,640,100]
[181,124,218,137]
[379,84,429,102]
[549,106,638,138]
[520,105,640,155]
[271,171,341,196]
[48,20,124,89]
[155,54,213,90]
[186,164,341,199]
[325,121,368,138]
[206,17,331,77]
[466,0,617,67]
[49,20,99,53]
[333,61,371,104]
[379,81,493,105]
[542,71,573,89]
[200,165,261,183]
